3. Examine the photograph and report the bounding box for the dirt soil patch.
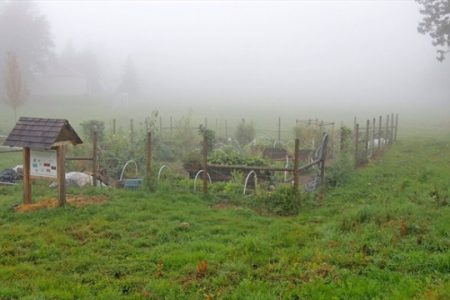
[15,195,108,212]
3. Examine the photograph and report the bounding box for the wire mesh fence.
[0,112,398,193]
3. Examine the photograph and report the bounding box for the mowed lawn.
[0,137,449,299]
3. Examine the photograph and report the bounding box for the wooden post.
[395,113,399,141]
[22,147,31,204]
[318,121,323,146]
[170,116,173,136]
[56,145,66,206]
[92,131,97,187]
[390,113,394,144]
[372,118,376,148]
[130,119,134,144]
[385,114,390,146]
[320,134,327,181]
[225,120,228,140]
[146,131,152,182]
[278,116,281,141]
[331,122,335,158]
[378,116,382,152]
[293,138,299,192]
[112,119,116,134]
[365,119,370,162]
[202,134,208,194]
[354,123,359,167]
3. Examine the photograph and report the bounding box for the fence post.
[225,120,228,140]
[390,113,394,144]
[365,119,370,161]
[320,134,327,181]
[92,131,97,187]
[331,122,335,158]
[202,134,208,194]
[146,131,152,184]
[385,114,390,146]
[293,138,299,192]
[378,116,382,152]
[130,119,134,144]
[372,118,376,151]
[56,145,66,206]
[354,123,359,167]
[278,116,281,141]
[23,147,31,204]
[395,113,399,141]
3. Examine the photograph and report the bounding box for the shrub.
[258,185,301,215]
[326,152,354,187]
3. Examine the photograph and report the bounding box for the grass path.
[0,137,449,299]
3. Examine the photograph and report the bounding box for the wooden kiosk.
[3,117,83,206]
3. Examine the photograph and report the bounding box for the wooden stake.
[146,131,152,183]
[278,117,281,141]
[57,146,66,206]
[385,115,390,146]
[331,122,335,158]
[130,119,134,144]
[320,134,327,181]
[365,119,370,161]
[23,147,31,204]
[225,120,228,140]
[293,138,299,192]
[390,113,394,144]
[395,113,399,141]
[202,134,208,194]
[378,116,382,152]
[92,131,97,187]
[354,123,359,166]
[372,118,376,150]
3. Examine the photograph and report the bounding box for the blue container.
[123,178,143,189]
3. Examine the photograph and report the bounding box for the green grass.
[0,136,449,299]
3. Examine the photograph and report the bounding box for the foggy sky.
[37,0,449,114]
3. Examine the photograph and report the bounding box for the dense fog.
[0,0,449,124]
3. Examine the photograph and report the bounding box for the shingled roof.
[3,117,83,150]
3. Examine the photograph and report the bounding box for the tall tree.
[416,0,450,61]
[3,53,28,122]
[0,0,53,81]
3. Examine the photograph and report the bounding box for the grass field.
[0,135,449,299]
